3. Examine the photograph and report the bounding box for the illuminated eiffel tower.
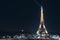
[36,6,48,36]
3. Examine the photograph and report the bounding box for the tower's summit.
[36,6,48,35]
[40,6,44,23]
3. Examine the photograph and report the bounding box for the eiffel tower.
[36,6,48,36]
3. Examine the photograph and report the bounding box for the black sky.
[0,0,60,34]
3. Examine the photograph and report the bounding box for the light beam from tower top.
[40,6,44,23]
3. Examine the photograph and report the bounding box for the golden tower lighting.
[36,6,48,34]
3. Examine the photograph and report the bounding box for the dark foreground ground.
[0,38,59,40]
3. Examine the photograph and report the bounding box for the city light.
[0,6,60,40]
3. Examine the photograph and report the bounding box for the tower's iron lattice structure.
[36,6,48,35]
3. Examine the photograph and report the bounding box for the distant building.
[2,36,5,39]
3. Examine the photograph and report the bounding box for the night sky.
[0,0,60,35]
